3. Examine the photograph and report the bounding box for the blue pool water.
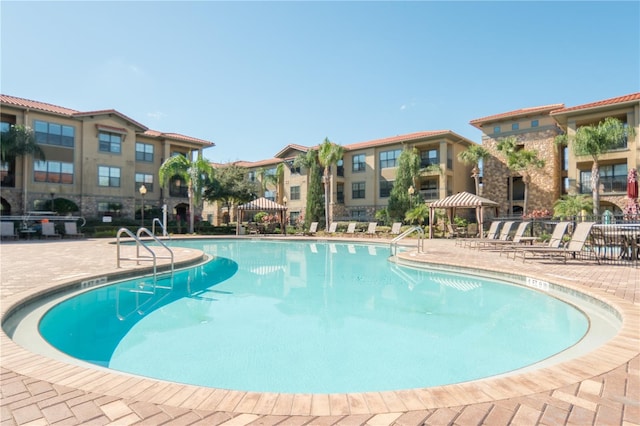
[39,239,589,394]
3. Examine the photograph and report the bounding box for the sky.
[1,1,639,163]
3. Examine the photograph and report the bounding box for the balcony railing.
[580,176,627,194]
[169,187,189,198]
[421,189,439,200]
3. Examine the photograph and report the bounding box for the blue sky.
[2,1,638,163]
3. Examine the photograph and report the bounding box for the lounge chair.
[305,222,318,236]
[41,222,62,239]
[513,222,596,263]
[365,222,377,237]
[477,221,530,251]
[509,221,571,260]
[1,222,18,240]
[391,222,402,236]
[345,222,357,236]
[471,221,515,249]
[64,222,84,238]
[327,222,338,235]
[456,221,502,247]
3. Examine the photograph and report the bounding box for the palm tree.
[555,117,634,217]
[317,138,344,230]
[404,203,429,226]
[294,149,323,227]
[553,194,593,220]
[457,144,490,195]
[0,124,45,213]
[159,153,215,234]
[496,136,545,216]
[260,163,285,202]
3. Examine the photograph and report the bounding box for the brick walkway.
[1,237,638,425]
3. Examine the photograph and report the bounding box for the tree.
[1,125,46,213]
[555,117,634,217]
[496,136,545,216]
[387,147,420,222]
[457,144,490,195]
[317,138,345,229]
[553,194,593,220]
[260,163,285,201]
[404,203,429,225]
[159,153,215,234]
[294,149,323,228]
[203,164,258,224]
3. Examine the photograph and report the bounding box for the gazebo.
[236,197,288,235]
[428,191,499,239]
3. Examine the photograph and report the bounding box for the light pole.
[408,185,415,209]
[49,187,56,213]
[139,184,147,228]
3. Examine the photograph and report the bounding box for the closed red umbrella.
[628,168,638,199]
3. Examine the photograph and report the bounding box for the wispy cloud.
[146,111,166,121]
[400,100,417,111]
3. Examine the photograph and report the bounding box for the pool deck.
[1,236,638,426]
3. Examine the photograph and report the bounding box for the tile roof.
[550,92,640,115]
[0,94,79,115]
[344,130,458,151]
[469,104,564,128]
[1,94,213,147]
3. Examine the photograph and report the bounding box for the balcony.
[421,189,439,200]
[580,176,627,194]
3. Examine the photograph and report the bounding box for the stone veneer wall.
[482,128,562,216]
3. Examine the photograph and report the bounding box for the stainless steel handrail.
[136,227,174,279]
[151,218,170,238]
[390,226,424,256]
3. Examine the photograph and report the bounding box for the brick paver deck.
[1,236,638,425]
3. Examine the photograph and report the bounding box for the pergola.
[428,191,499,239]
[236,197,288,235]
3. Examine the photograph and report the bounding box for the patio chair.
[305,222,318,236]
[510,221,571,260]
[1,222,18,240]
[477,221,530,251]
[41,222,62,239]
[513,222,596,263]
[64,222,84,238]
[327,222,338,235]
[471,221,515,249]
[345,222,357,236]
[390,222,402,236]
[456,221,502,247]
[365,222,377,237]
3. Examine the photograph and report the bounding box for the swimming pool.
[30,239,600,394]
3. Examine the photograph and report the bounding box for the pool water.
[39,239,589,394]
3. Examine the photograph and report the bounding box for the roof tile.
[550,92,640,115]
[469,104,564,127]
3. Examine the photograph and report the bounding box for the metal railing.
[152,218,170,238]
[390,226,424,256]
[116,227,175,284]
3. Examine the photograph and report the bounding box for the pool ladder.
[116,227,175,285]
[390,226,425,256]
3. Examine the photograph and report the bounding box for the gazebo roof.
[429,191,499,208]
[237,197,287,211]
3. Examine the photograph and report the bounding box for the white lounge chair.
[365,222,377,237]
[345,222,357,236]
[1,222,18,240]
[305,222,318,236]
[41,222,61,239]
[513,222,596,263]
[390,222,402,236]
[327,222,338,234]
[64,222,84,238]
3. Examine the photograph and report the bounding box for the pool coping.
[1,236,639,418]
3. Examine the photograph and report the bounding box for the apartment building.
[551,93,640,214]
[0,95,214,220]
[207,131,477,226]
[470,92,640,216]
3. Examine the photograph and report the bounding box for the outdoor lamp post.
[139,184,147,228]
[408,185,415,209]
[49,187,56,213]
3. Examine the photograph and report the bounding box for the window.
[247,171,256,182]
[531,120,539,128]
[98,202,122,217]
[34,120,75,147]
[351,209,367,219]
[135,173,154,192]
[170,176,188,197]
[512,123,519,131]
[420,149,439,168]
[98,166,120,187]
[421,179,438,200]
[379,149,401,168]
[289,211,300,226]
[493,126,501,134]
[337,159,344,177]
[265,190,275,201]
[379,180,393,198]
[135,143,154,162]
[580,164,628,193]
[34,161,74,184]
[99,132,122,153]
[352,182,365,199]
[337,183,344,203]
[352,154,366,172]
[290,186,300,201]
